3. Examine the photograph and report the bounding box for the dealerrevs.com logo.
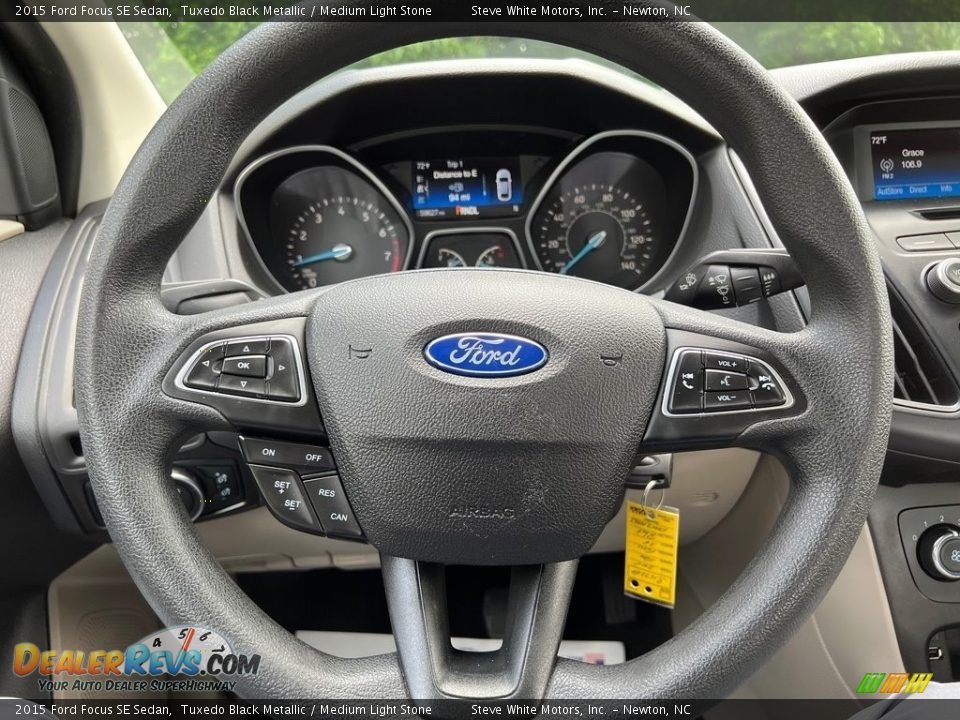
[856,672,933,694]
[12,626,260,694]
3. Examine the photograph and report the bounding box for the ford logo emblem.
[424,332,548,378]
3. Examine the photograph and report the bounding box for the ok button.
[222,355,267,378]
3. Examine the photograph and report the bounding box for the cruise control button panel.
[244,437,364,541]
[180,335,303,404]
[666,348,792,415]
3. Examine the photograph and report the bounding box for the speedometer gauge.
[528,134,698,291]
[534,182,654,285]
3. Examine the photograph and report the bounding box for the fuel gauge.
[477,243,515,268]
[419,231,524,270]
[436,248,467,268]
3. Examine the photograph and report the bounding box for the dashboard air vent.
[889,287,959,407]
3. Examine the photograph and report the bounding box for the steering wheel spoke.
[381,555,578,700]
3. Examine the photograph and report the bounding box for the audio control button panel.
[179,335,303,403]
[665,348,792,415]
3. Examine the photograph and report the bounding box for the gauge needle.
[291,243,353,268]
[559,230,607,275]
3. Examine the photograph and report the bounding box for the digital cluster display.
[872,127,960,201]
[412,157,522,219]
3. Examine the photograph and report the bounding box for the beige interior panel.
[591,448,758,553]
[40,22,165,208]
[48,449,896,704]
[674,455,904,718]
[0,220,25,243]
[47,579,161,699]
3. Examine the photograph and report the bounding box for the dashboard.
[235,129,696,294]
[19,50,960,691]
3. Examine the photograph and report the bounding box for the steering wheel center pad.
[309,268,665,564]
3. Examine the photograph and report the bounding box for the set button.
[249,465,317,533]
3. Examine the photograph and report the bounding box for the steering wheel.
[74,21,893,700]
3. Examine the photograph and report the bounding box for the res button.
[302,474,364,540]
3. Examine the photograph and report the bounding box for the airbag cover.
[307,269,665,564]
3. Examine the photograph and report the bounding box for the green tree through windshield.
[120,21,960,104]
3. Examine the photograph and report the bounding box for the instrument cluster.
[236,130,697,294]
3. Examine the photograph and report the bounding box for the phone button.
[669,350,703,414]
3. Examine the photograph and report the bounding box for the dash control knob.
[918,524,960,581]
[925,259,960,304]
[171,467,204,522]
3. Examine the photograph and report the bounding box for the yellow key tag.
[624,499,679,609]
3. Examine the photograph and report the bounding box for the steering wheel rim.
[74,20,893,700]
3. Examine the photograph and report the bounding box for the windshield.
[120,22,960,104]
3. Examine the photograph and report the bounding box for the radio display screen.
[412,157,522,219]
[871,127,960,201]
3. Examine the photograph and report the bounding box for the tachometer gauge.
[283,193,405,289]
[262,161,411,291]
